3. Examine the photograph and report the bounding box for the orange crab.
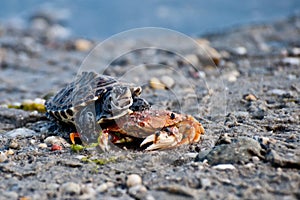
[71,109,205,151]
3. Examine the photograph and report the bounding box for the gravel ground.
[0,13,299,200]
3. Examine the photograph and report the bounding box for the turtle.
[45,71,150,147]
[45,71,205,151]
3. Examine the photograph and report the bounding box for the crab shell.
[103,110,205,150]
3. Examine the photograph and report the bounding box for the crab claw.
[140,114,205,151]
[140,127,182,151]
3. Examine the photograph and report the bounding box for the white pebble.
[0,152,8,162]
[212,164,236,170]
[97,183,108,193]
[126,174,142,188]
[60,182,81,195]
[38,143,48,149]
[161,76,175,89]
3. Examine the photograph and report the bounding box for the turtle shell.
[45,71,147,125]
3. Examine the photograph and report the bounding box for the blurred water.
[0,0,300,39]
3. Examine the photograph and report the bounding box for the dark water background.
[1,0,300,39]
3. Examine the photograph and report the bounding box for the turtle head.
[96,86,140,122]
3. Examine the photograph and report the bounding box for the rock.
[267,89,289,96]
[4,128,37,138]
[212,164,236,170]
[282,57,300,65]
[74,39,93,51]
[185,54,199,66]
[0,152,8,162]
[2,191,18,199]
[195,135,264,165]
[155,184,197,198]
[128,185,148,199]
[38,143,48,149]
[60,182,81,195]
[243,93,258,101]
[160,76,175,89]
[126,174,142,188]
[196,39,222,65]
[97,183,108,193]
[44,136,70,147]
[234,46,247,55]
[265,149,300,169]
[149,77,165,90]
[9,140,20,149]
[200,178,211,189]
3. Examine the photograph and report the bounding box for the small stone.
[9,140,19,149]
[74,39,92,51]
[4,128,36,138]
[149,77,165,90]
[97,183,108,193]
[2,191,18,199]
[60,182,81,195]
[47,183,60,190]
[0,152,8,162]
[267,89,289,96]
[200,178,211,188]
[245,163,255,168]
[44,136,70,147]
[282,57,300,65]
[126,174,142,188]
[5,149,14,155]
[185,54,199,66]
[243,93,257,101]
[160,76,175,89]
[212,164,236,170]
[234,46,247,55]
[252,156,260,164]
[38,143,48,149]
[128,185,148,199]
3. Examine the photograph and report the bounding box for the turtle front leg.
[140,115,205,151]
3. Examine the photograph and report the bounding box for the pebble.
[74,39,93,51]
[60,182,81,195]
[6,149,14,155]
[126,174,142,188]
[234,46,247,55]
[252,156,260,164]
[4,128,36,138]
[9,140,19,149]
[243,93,258,101]
[128,185,148,198]
[0,152,8,162]
[185,54,199,66]
[282,57,300,65]
[149,77,165,90]
[160,75,175,89]
[200,178,212,188]
[212,164,236,170]
[2,191,18,199]
[44,136,70,147]
[267,89,288,96]
[97,183,108,193]
[38,143,48,149]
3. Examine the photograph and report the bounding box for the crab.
[45,71,204,151]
